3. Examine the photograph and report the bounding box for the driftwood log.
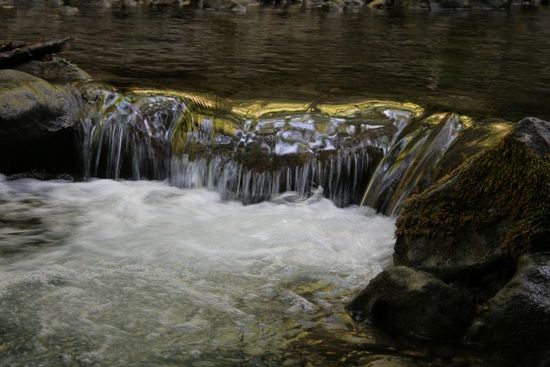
[0,37,73,69]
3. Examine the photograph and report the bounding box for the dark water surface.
[2,5,550,120]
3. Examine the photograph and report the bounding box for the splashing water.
[361,113,513,215]
[0,176,395,366]
[75,87,426,207]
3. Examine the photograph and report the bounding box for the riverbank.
[1,0,548,12]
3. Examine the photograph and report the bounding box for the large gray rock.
[394,117,550,281]
[348,266,475,340]
[14,58,91,84]
[361,356,421,367]
[509,116,550,156]
[0,69,82,173]
[466,253,550,367]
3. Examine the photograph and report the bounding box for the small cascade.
[74,87,422,206]
[76,87,185,180]
[73,86,514,211]
[169,145,376,206]
[361,113,513,215]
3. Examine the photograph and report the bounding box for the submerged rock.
[348,266,475,340]
[466,252,550,367]
[14,57,91,84]
[371,0,513,9]
[0,69,82,174]
[361,356,421,367]
[394,117,550,280]
[59,5,80,14]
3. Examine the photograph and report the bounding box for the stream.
[2,5,550,120]
[1,3,548,366]
[0,177,394,366]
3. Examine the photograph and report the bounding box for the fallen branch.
[0,41,26,53]
[0,37,73,69]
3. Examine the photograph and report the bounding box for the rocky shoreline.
[0,0,548,14]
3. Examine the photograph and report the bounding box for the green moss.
[396,132,550,256]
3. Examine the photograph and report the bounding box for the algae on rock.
[394,117,550,279]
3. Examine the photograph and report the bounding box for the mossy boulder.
[394,117,550,280]
[466,252,550,367]
[0,69,82,174]
[347,266,475,340]
[14,58,91,84]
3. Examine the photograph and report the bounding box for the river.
[2,5,550,120]
[0,4,547,366]
[0,177,394,366]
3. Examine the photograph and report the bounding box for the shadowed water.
[1,5,550,120]
[0,177,395,366]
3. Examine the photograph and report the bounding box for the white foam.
[0,179,395,364]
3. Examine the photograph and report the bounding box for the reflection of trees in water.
[2,7,550,118]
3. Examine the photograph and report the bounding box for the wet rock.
[201,0,254,10]
[143,0,189,5]
[122,0,138,6]
[396,0,431,8]
[348,266,476,340]
[344,0,365,7]
[59,5,79,14]
[430,0,470,8]
[307,0,367,9]
[470,0,512,7]
[367,0,390,8]
[46,0,64,6]
[361,356,420,367]
[14,57,91,84]
[1,0,47,5]
[509,116,550,155]
[323,0,345,11]
[466,253,550,367]
[0,70,72,139]
[394,117,550,281]
[379,0,512,8]
[0,69,82,174]
[7,170,74,181]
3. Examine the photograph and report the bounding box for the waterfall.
[169,146,376,206]
[75,86,511,212]
[75,87,422,207]
[76,88,184,180]
[360,113,513,215]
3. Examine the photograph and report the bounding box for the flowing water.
[1,3,549,366]
[0,176,395,366]
[2,5,550,120]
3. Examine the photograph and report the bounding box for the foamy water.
[0,176,394,366]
